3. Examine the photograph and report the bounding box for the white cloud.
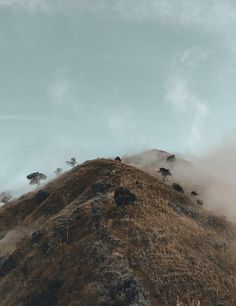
[180,47,211,69]
[48,77,70,104]
[166,77,189,112]
[1,0,236,33]
[0,0,49,11]
[3,1,236,60]
[0,114,50,121]
[109,0,236,31]
[2,0,236,61]
[165,47,209,151]
[48,71,80,110]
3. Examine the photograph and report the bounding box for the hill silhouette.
[0,157,236,305]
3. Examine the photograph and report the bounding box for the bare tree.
[66,157,77,168]
[27,172,47,187]
[0,191,12,204]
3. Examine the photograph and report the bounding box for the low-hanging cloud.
[2,0,236,33]
[170,137,236,220]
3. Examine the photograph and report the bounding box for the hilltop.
[124,149,190,178]
[0,157,236,305]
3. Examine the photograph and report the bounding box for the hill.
[124,149,191,182]
[0,158,236,305]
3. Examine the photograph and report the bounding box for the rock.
[166,154,176,162]
[115,156,122,162]
[114,187,136,207]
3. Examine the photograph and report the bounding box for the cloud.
[1,0,236,32]
[107,0,236,32]
[3,1,236,60]
[170,136,236,220]
[0,115,50,121]
[48,77,70,104]
[0,0,49,11]
[180,47,211,69]
[48,71,80,110]
[165,47,209,151]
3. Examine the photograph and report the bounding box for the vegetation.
[26,172,47,187]
[0,159,235,306]
[172,182,184,193]
[66,157,77,168]
[158,167,172,182]
[191,191,199,197]
[0,192,12,204]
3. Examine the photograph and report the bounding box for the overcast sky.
[1,0,236,192]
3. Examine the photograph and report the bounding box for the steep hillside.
[0,158,236,305]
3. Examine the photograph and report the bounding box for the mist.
[155,138,236,221]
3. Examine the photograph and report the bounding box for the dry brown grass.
[0,159,236,305]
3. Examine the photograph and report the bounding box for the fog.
[1,137,236,221]
[180,140,236,220]
[124,140,236,221]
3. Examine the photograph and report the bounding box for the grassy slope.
[0,159,236,305]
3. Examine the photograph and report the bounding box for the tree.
[158,167,172,182]
[54,168,62,176]
[191,191,198,197]
[172,183,184,193]
[26,172,47,187]
[66,157,77,168]
[0,192,12,204]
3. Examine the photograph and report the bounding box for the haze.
[1,0,236,200]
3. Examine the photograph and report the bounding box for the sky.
[1,0,236,192]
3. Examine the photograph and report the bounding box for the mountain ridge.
[0,157,236,305]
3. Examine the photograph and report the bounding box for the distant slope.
[124,149,189,174]
[0,159,236,305]
[125,149,236,217]
[124,149,196,194]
